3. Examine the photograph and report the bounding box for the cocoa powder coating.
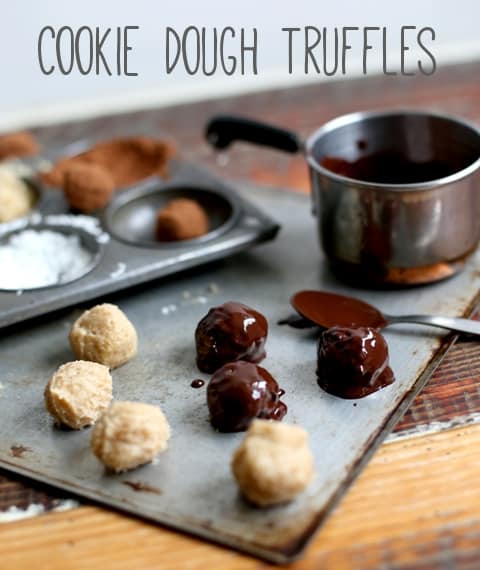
[64,163,115,213]
[156,198,210,241]
[42,136,176,188]
[0,132,39,160]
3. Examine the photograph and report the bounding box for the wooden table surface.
[2,61,480,569]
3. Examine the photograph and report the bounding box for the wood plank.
[1,423,480,569]
[393,335,480,435]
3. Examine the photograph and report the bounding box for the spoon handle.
[386,314,480,336]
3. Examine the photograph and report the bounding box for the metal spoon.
[291,290,480,336]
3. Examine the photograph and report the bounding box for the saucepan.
[205,110,480,285]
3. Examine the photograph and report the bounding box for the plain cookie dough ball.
[70,303,137,369]
[91,401,171,472]
[0,166,35,222]
[44,360,112,429]
[231,419,315,507]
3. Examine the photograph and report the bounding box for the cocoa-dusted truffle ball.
[156,198,209,241]
[0,132,39,160]
[63,162,115,213]
[195,301,268,374]
[207,361,287,432]
[316,326,395,399]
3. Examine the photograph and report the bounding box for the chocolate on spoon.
[291,290,480,336]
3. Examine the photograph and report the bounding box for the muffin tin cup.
[0,222,105,292]
[103,180,240,249]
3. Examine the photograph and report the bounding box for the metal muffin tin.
[0,159,279,329]
[105,183,239,248]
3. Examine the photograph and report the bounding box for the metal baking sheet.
[0,159,279,329]
[0,184,479,564]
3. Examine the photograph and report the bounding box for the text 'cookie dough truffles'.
[207,361,287,432]
[232,420,315,507]
[91,401,171,472]
[195,301,268,373]
[44,361,112,429]
[70,303,137,369]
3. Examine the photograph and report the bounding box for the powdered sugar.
[0,213,109,291]
[0,229,94,290]
[0,213,109,244]
[43,214,109,241]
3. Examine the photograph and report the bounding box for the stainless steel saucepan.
[206,110,480,285]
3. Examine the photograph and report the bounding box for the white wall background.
[0,0,479,129]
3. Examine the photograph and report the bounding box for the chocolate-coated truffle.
[156,198,209,241]
[316,326,394,399]
[207,361,287,432]
[195,301,268,374]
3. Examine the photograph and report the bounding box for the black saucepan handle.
[205,115,303,154]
